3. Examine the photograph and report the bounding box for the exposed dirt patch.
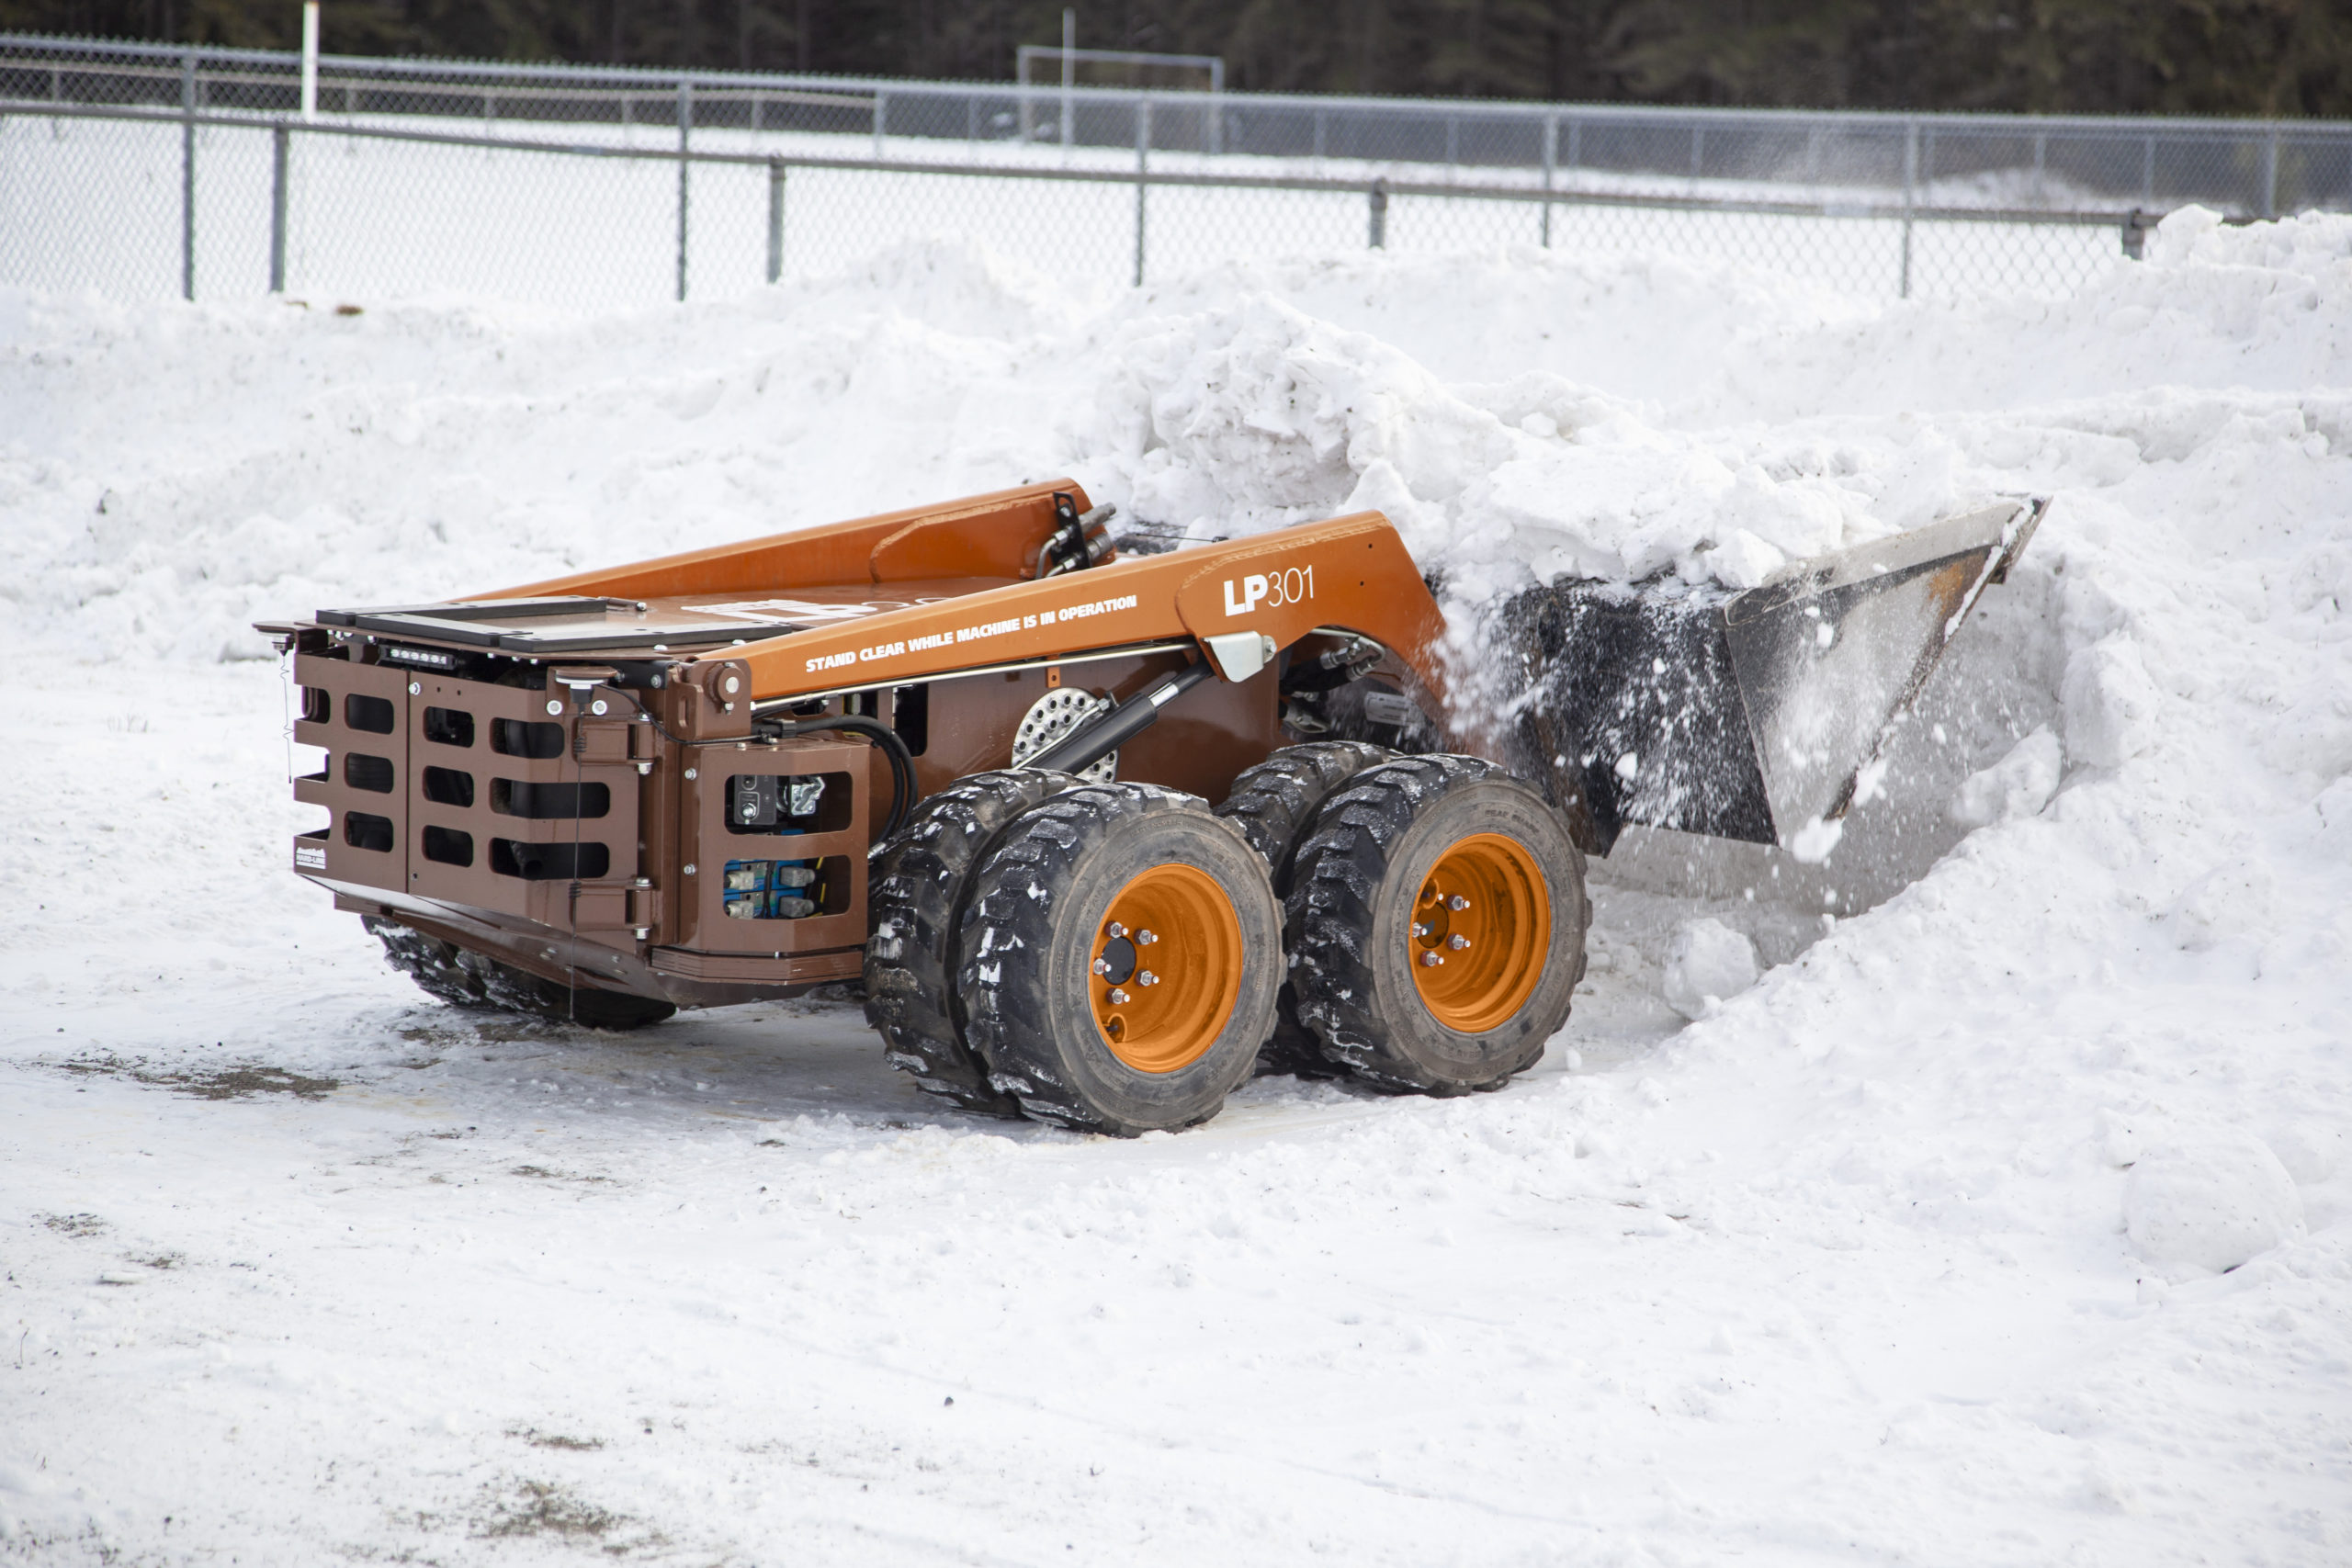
[58,1055,341,1100]
[506,1426,605,1452]
[510,1166,613,1185]
[40,1213,107,1237]
[476,1479,658,1551]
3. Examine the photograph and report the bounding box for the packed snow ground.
[3,208,2349,1564]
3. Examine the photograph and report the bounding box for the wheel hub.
[1091,864,1241,1074]
[1409,832,1550,1033]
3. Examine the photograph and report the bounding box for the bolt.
[1411,922,1430,937]
[1450,934,1470,950]
[684,768,697,780]
[1136,930,1157,945]
[1420,952,1443,967]
[545,698,563,716]
[1447,895,1469,911]
[723,675,741,695]
[592,699,608,716]
[1092,958,1112,976]
[1138,971,1158,987]
[407,682,421,695]
[683,863,696,876]
[1108,987,1130,1005]
[1105,922,1126,940]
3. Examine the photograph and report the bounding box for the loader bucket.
[1500,498,2046,855]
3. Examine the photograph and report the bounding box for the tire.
[1287,756,1589,1095]
[1214,741,1395,1077]
[958,784,1282,1136]
[863,769,1079,1115]
[363,915,677,1031]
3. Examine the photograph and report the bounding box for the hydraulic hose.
[758,712,917,841]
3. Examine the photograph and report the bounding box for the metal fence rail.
[3,96,2152,309]
[9,29,2350,219]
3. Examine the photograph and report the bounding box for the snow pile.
[2124,1132,2308,1277]
[3,205,2350,1564]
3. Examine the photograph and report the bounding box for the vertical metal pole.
[1690,122,1702,179]
[2142,134,2155,206]
[1133,97,1150,288]
[268,123,289,293]
[1900,118,1917,299]
[1060,7,1075,158]
[1540,113,1555,248]
[1313,106,1326,162]
[2261,130,2279,217]
[2031,130,2045,199]
[179,51,196,301]
[299,2,319,121]
[1368,178,1387,250]
[676,81,692,302]
[766,159,786,284]
[1208,57,1223,156]
[872,91,886,158]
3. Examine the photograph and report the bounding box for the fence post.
[179,50,197,301]
[676,80,692,302]
[1207,57,1223,156]
[1133,96,1150,288]
[873,91,887,159]
[1060,7,1074,159]
[766,159,786,283]
[268,122,289,293]
[1899,117,1917,299]
[1368,178,1387,250]
[1541,113,1556,248]
[2260,129,2279,218]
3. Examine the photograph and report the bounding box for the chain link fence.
[9,30,2338,310]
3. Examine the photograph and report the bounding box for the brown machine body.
[266,480,1453,1010]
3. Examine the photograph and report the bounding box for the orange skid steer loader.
[261,480,2041,1134]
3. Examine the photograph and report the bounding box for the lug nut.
[1105,921,1126,940]
[1450,934,1470,950]
[1108,987,1130,1005]
[1092,957,1112,976]
[1411,922,1430,937]
[1137,971,1158,987]
[1420,952,1443,967]
[1447,895,1469,911]
[1136,930,1157,945]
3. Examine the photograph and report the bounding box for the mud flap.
[1502,498,2046,855]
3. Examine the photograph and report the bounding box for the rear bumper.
[288,642,870,1009]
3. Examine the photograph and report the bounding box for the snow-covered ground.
[3,208,2349,1564]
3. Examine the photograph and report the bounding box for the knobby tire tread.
[1215,741,1395,1077]
[865,769,1077,1116]
[364,915,676,1031]
[1287,755,1589,1094]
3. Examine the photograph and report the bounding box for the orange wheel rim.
[1408,832,1551,1033]
[1090,863,1243,1074]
